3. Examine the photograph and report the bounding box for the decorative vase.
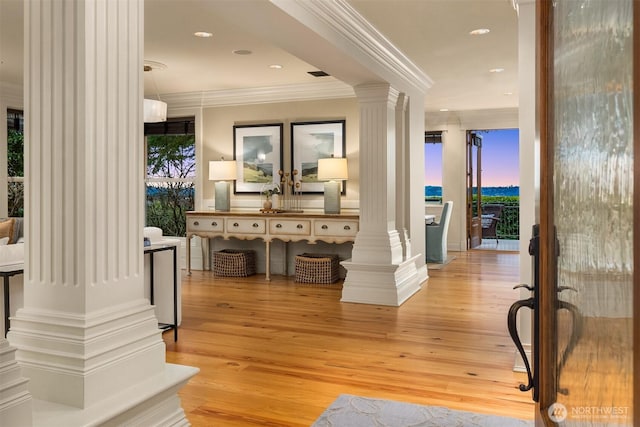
[263,199,272,210]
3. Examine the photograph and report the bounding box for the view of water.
[425,186,519,197]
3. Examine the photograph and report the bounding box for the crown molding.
[162,80,355,110]
[272,0,433,94]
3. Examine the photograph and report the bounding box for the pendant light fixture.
[143,62,168,123]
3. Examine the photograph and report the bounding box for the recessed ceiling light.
[504,92,513,96]
[439,108,449,112]
[193,31,213,38]
[489,68,505,73]
[233,49,253,55]
[269,64,283,69]
[469,28,490,35]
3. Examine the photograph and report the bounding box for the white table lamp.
[318,156,348,214]
[209,159,237,212]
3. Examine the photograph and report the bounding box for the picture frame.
[233,123,283,194]
[291,120,346,194]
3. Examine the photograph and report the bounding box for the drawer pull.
[233,222,239,227]
[344,225,351,230]
[212,221,217,226]
[297,224,303,229]
[321,225,328,230]
[276,224,282,228]
[253,223,259,228]
[193,221,199,226]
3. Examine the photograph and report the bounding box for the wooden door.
[467,131,482,248]
[536,0,637,425]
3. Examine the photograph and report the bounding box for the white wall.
[201,98,360,212]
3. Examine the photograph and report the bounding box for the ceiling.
[0,0,518,113]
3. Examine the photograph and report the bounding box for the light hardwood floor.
[164,250,535,426]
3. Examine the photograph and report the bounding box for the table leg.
[186,234,192,275]
[149,253,155,305]
[172,246,178,342]
[265,240,271,281]
[3,276,9,337]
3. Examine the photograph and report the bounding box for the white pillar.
[7,0,196,422]
[341,83,422,306]
[0,339,32,426]
[395,93,411,260]
[514,0,535,372]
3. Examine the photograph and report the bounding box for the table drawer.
[187,217,224,232]
[226,218,266,234]
[315,220,359,237]
[269,219,311,236]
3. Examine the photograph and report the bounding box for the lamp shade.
[143,99,167,123]
[209,160,238,181]
[317,157,348,180]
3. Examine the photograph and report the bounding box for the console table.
[186,211,359,280]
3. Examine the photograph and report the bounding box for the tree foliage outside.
[146,134,195,237]
[7,129,24,217]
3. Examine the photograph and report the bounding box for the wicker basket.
[294,253,340,284]
[213,249,256,277]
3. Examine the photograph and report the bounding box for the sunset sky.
[424,128,519,187]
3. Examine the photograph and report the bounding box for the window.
[424,131,443,204]
[7,109,24,217]
[145,117,196,237]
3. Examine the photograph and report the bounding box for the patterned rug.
[312,394,533,427]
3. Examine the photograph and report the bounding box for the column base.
[8,300,170,408]
[32,363,198,427]
[341,254,423,306]
[0,340,32,426]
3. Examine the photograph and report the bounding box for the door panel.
[538,0,634,425]
[467,131,482,248]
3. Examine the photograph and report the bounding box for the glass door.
[537,0,635,425]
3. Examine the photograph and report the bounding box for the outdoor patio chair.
[481,203,504,244]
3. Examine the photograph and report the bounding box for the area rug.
[427,255,456,270]
[312,394,533,427]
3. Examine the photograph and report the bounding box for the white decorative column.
[394,93,411,260]
[7,0,197,423]
[342,83,422,306]
[0,339,32,426]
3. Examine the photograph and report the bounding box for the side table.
[0,262,24,337]
[144,244,178,341]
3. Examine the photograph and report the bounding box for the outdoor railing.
[494,204,519,240]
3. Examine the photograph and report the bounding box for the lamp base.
[323,181,341,214]
[215,181,231,212]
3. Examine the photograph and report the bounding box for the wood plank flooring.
[164,250,535,426]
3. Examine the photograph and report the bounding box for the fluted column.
[7,0,197,419]
[395,92,411,260]
[341,83,422,306]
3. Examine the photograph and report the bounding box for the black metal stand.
[1,264,24,337]
[144,245,178,342]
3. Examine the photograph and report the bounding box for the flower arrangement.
[262,185,280,200]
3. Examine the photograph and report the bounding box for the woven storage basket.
[294,253,340,284]
[213,249,256,277]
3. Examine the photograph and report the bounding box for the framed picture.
[233,123,283,193]
[291,120,346,193]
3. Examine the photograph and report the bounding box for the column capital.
[353,83,399,105]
